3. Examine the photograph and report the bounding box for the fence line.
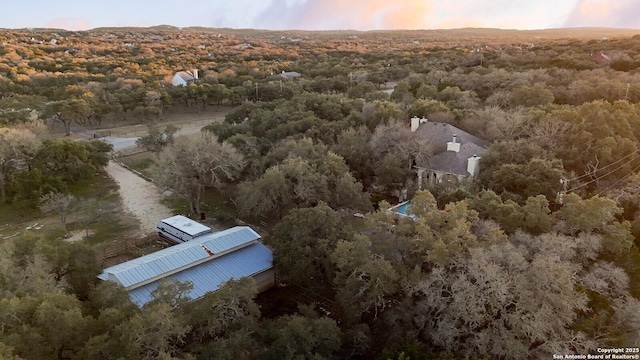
[97,118,214,138]
[97,234,164,263]
[114,147,147,158]
[287,283,341,319]
[110,150,155,183]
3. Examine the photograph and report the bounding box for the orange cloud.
[374,1,436,29]
[45,18,91,31]
[578,0,610,16]
[256,0,436,30]
[253,0,573,31]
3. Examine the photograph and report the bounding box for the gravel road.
[103,120,219,237]
[105,161,173,237]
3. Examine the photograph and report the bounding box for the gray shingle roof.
[414,122,489,152]
[413,122,488,175]
[422,143,485,175]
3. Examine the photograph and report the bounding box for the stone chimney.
[467,154,481,177]
[411,116,420,132]
[192,69,198,79]
[447,134,461,152]
[410,116,428,132]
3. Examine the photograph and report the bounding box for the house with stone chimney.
[171,69,199,86]
[410,116,489,189]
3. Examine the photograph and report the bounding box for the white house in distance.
[171,69,198,86]
[279,70,301,80]
[98,226,275,307]
[410,116,488,188]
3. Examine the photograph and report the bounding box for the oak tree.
[156,132,245,214]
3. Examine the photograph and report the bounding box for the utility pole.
[625,83,630,102]
[255,83,258,99]
[557,178,568,204]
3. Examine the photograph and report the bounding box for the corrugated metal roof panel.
[98,226,261,288]
[176,71,197,82]
[128,242,272,307]
[199,227,261,254]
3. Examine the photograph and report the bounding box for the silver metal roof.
[128,243,273,307]
[159,215,211,236]
[97,226,262,288]
[176,70,197,82]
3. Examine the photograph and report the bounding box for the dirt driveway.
[97,107,230,238]
[106,161,173,237]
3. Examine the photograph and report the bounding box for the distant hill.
[5,25,639,42]
[108,26,640,40]
[90,24,180,32]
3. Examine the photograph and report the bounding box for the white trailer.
[156,215,212,244]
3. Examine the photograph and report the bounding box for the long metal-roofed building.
[98,226,274,307]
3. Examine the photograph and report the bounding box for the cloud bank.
[4,0,638,32]
[252,0,434,30]
[563,0,640,28]
[250,0,575,30]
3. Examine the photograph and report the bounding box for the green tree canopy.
[268,203,353,288]
[155,132,245,214]
[236,153,370,219]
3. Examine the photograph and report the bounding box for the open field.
[45,106,231,139]
[0,171,138,253]
[96,106,230,137]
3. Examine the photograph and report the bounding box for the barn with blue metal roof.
[98,226,274,307]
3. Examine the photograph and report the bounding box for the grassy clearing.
[65,171,136,247]
[0,169,134,253]
[76,212,138,246]
[119,152,158,178]
[200,188,240,228]
[0,178,107,231]
[88,106,232,134]
[165,188,239,218]
[161,186,240,229]
[0,202,39,232]
[201,187,239,217]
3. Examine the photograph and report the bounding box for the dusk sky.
[1,0,639,31]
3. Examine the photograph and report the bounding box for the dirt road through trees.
[105,161,173,237]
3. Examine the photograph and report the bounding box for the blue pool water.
[389,201,415,218]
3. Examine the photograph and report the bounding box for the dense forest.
[1,26,640,359]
